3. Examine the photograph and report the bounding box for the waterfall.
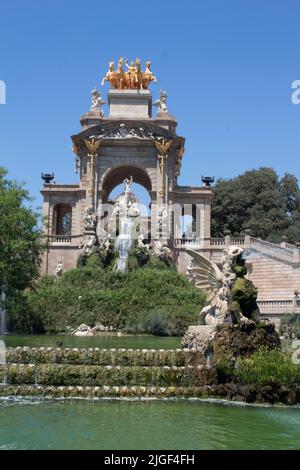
[34,368,39,386]
[115,216,133,272]
[0,340,7,385]
[0,288,8,335]
[0,340,6,366]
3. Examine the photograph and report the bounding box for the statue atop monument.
[101,57,157,90]
[90,88,106,115]
[123,175,133,195]
[153,90,168,113]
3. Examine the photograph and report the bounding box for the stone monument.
[40,56,300,326]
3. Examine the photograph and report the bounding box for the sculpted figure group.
[102,58,157,90]
[185,246,261,326]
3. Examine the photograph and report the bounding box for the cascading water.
[0,339,7,385]
[115,216,134,272]
[0,288,7,335]
[112,176,140,273]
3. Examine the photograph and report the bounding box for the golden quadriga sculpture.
[101,57,157,90]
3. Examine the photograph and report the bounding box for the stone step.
[6,347,185,367]
[0,363,213,388]
[0,384,214,399]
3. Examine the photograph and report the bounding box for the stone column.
[196,203,205,242]
[204,201,211,241]
[172,203,183,240]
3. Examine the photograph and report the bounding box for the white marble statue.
[137,232,149,250]
[103,234,111,253]
[152,240,172,258]
[123,176,133,195]
[90,88,105,116]
[186,260,196,284]
[83,205,97,230]
[111,200,120,220]
[184,246,255,326]
[54,260,63,278]
[82,235,97,257]
[153,90,168,113]
[157,206,168,230]
[137,233,145,248]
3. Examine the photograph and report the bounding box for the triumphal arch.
[41,58,212,274]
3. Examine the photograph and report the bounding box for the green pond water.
[0,334,181,349]
[1,335,299,450]
[0,399,300,450]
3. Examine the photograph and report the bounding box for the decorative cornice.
[72,120,177,143]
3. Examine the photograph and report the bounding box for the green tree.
[0,168,43,308]
[211,167,300,244]
[279,173,300,243]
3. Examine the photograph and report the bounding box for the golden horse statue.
[142,61,157,89]
[101,61,118,88]
[134,58,143,89]
[115,57,126,89]
[101,58,157,90]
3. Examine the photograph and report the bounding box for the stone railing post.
[244,235,251,248]
[293,250,300,263]
[225,235,231,246]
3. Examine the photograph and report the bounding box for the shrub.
[234,347,300,385]
[280,313,300,339]
[125,310,178,336]
[13,266,206,335]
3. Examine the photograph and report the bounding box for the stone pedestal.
[80,110,103,128]
[181,325,217,366]
[108,89,152,118]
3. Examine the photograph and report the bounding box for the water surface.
[0,399,299,450]
[0,335,181,349]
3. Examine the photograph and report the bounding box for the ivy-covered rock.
[213,323,281,377]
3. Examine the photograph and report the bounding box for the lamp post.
[41,173,55,275]
[201,176,215,187]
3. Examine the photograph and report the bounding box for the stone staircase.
[0,347,215,399]
[176,235,300,327]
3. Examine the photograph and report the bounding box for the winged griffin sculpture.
[185,246,260,326]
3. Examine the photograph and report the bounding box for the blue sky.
[0,0,300,210]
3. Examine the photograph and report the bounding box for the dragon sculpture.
[185,246,260,326]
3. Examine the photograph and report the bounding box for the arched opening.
[101,166,152,240]
[53,204,72,236]
[181,205,197,240]
[101,165,152,203]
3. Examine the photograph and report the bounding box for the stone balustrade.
[175,235,300,264]
[257,300,294,314]
[249,237,295,260]
[48,234,82,245]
